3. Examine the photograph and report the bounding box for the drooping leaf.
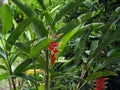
[86,71,117,80]
[30,37,51,58]
[1,4,13,34]
[7,17,36,50]
[14,59,33,74]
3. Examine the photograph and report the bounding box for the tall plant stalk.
[45,49,50,90]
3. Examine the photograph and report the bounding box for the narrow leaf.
[0,47,7,60]
[7,17,36,50]
[14,59,33,74]
[30,37,51,58]
[1,4,13,34]
[53,0,82,24]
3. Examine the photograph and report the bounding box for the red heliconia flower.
[95,77,106,90]
[48,41,60,67]
[50,54,56,66]
[53,49,59,53]
[48,46,54,50]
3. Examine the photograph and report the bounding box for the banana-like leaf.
[86,71,117,80]
[12,0,47,37]
[30,37,51,58]
[52,0,82,24]
[7,17,36,50]
[56,10,100,37]
[14,59,33,74]
[0,73,8,81]
[1,4,13,34]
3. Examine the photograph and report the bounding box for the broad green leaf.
[30,37,51,58]
[12,0,47,37]
[0,47,7,60]
[56,10,100,37]
[0,73,8,81]
[7,17,36,50]
[14,59,33,74]
[37,0,46,10]
[86,71,117,80]
[1,4,13,34]
[52,0,82,25]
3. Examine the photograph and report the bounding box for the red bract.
[48,41,60,67]
[96,77,106,90]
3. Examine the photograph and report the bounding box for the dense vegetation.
[0,0,120,90]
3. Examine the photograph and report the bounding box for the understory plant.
[0,0,120,90]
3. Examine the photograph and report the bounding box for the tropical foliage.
[0,0,120,90]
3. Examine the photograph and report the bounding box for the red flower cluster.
[48,41,60,67]
[96,77,106,90]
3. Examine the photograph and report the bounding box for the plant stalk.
[45,49,50,90]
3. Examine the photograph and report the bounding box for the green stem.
[45,49,50,90]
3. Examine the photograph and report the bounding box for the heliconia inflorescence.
[48,33,62,67]
[95,77,107,90]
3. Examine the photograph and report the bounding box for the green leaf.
[56,10,100,37]
[7,17,36,50]
[95,52,120,71]
[1,4,13,34]
[58,23,104,57]
[0,47,7,60]
[17,74,36,83]
[37,0,46,10]
[13,0,47,38]
[0,65,7,71]
[53,0,82,24]
[12,0,35,17]
[14,59,33,74]
[30,37,51,58]
[0,73,8,81]
[86,71,117,80]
